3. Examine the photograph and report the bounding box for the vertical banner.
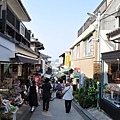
[18,65,22,76]
[65,50,71,67]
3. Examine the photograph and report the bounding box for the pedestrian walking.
[28,80,38,112]
[61,80,66,90]
[41,78,52,112]
[33,73,41,106]
[62,81,73,113]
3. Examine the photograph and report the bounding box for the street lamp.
[87,12,102,101]
[87,12,101,62]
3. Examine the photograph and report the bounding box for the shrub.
[73,78,98,108]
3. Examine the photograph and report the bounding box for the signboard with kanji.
[65,50,71,67]
[93,63,101,74]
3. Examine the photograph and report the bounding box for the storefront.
[100,50,120,120]
[0,54,40,119]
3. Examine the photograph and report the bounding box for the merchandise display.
[0,79,24,120]
[103,84,120,107]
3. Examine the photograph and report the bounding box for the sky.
[22,0,102,60]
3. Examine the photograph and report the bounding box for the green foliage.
[82,96,92,108]
[78,87,85,107]
[73,78,98,108]
[0,112,13,120]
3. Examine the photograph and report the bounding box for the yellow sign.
[65,51,70,66]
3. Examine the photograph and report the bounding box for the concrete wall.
[101,0,120,30]
[0,36,15,61]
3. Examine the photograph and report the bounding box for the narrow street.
[17,99,91,120]
[16,91,112,120]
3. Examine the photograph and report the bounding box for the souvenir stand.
[0,77,23,120]
[0,62,37,119]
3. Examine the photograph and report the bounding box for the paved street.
[30,99,84,120]
[16,98,85,120]
[16,93,112,120]
[16,99,112,120]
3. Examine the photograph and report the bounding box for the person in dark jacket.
[28,80,38,112]
[41,78,52,112]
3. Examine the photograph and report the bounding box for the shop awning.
[56,72,65,78]
[106,28,120,43]
[10,56,38,63]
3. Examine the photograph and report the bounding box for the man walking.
[41,78,52,112]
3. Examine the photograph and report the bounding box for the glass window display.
[102,58,120,107]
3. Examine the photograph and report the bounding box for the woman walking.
[28,80,38,112]
[62,82,73,113]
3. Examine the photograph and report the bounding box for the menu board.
[93,63,101,74]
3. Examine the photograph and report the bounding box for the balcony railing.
[77,0,107,37]
[6,5,30,42]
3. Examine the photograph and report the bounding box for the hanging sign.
[18,65,22,76]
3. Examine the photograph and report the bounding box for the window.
[116,4,120,28]
[84,37,93,56]
[12,65,18,73]
[20,22,25,37]
[119,16,120,27]
[103,60,120,107]
[77,44,80,58]
[71,49,74,60]
[71,47,76,59]
[0,5,2,19]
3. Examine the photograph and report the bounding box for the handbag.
[51,87,71,101]
[60,86,71,98]
[59,93,65,98]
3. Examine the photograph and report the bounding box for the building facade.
[70,0,116,80]
[70,0,120,119]
[99,0,120,119]
[0,0,45,82]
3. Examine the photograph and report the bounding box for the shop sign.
[74,75,79,78]
[74,70,80,78]
[65,50,70,67]
[93,63,101,74]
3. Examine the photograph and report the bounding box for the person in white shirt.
[62,82,73,113]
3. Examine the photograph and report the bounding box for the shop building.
[40,53,52,75]
[70,0,115,80]
[0,0,46,119]
[100,3,120,119]
[69,0,120,118]
[0,0,45,83]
